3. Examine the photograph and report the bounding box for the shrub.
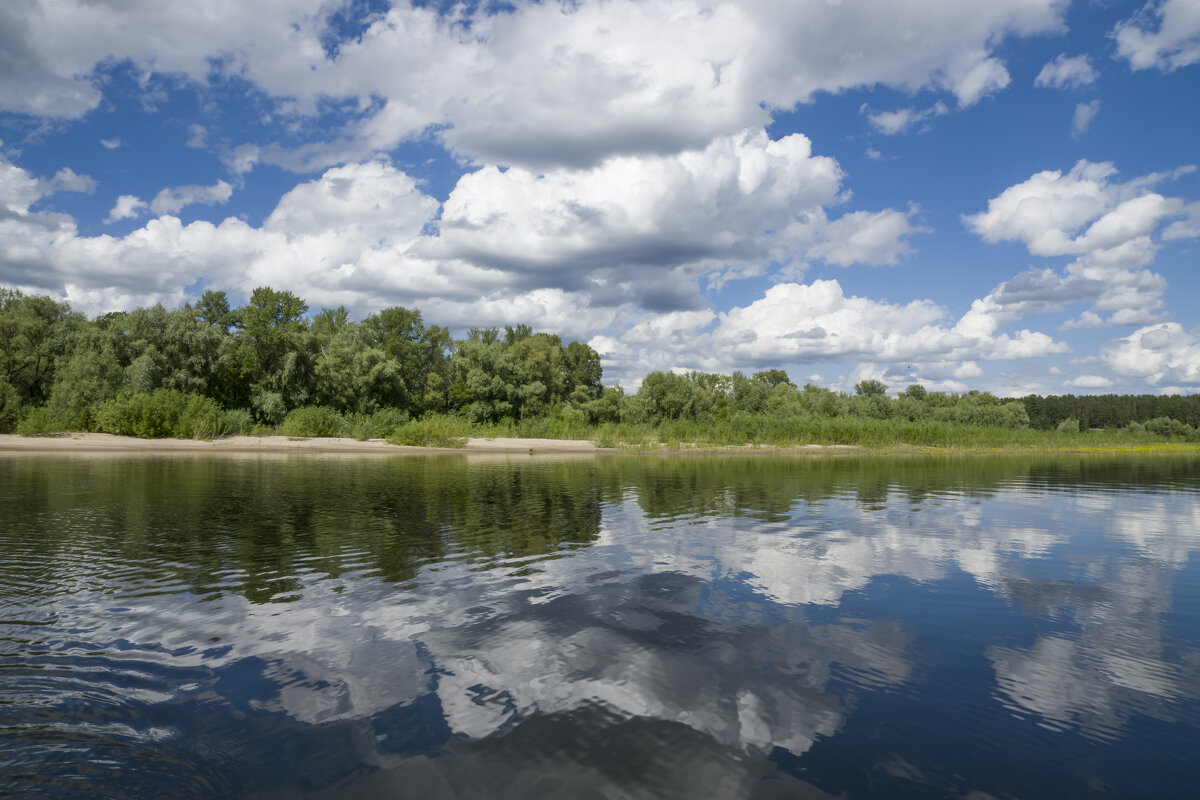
[251,389,287,426]
[1056,417,1080,434]
[15,406,75,435]
[93,390,229,439]
[221,408,254,436]
[349,407,410,440]
[386,415,469,448]
[1144,416,1194,440]
[278,406,350,438]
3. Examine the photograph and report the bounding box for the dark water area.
[2,453,1199,799]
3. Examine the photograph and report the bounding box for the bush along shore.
[3,286,1200,451]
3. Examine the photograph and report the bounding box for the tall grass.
[92,390,249,439]
[278,406,350,438]
[349,408,410,441]
[14,407,76,436]
[386,414,470,448]
[13,396,1197,452]
[452,412,1199,451]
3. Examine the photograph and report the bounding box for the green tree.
[0,288,80,403]
[731,371,769,413]
[46,326,124,428]
[194,289,237,331]
[360,306,452,413]
[311,316,406,414]
[564,340,603,402]
[752,368,792,388]
[636,371,696,422]
[854,379,888,397]
[235,287,313,420]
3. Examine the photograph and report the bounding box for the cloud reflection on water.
[2,455,1199,798]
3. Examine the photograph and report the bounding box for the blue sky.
[1,0,1198,394]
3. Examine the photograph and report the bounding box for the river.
[2,454,1198,798]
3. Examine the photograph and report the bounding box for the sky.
[1,0,1198,395]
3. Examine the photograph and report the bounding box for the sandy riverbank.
[0,433,606,456]
[0,433,873,458]
[6,433,1187,458]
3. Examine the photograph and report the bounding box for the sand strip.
[0,433,605,457]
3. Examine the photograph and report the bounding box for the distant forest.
[2,286,1198,444]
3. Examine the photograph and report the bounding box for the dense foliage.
[1021,393,1200,430]
[0,286,601,438]
[2,286,1198,445]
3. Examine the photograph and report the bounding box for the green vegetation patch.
[93,390,243,439]
[386,415,469,448]
[14,407,75,436]
[4,284,1199,450]
[278,406,351,438]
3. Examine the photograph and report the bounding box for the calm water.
[2,454,1199,799]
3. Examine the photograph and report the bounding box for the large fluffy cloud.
[0,134,921,337]
[1,158,443,314]
[424,129,921,306]
[1102,323,1200,387]
[586,276,1072,387]
[711,280,1069,368]
[0,0,332,119]
[1,0,1067,168]
[1113,0,1200,72]
[963,161,1186,257]
[963,161,1197,330]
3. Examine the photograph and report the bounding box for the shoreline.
[1,433,1197,459]
[0,433,607,457]
[0,433,863,458]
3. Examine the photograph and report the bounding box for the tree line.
[0,286,603,434]
[2,286,1198,443]
[1020,393,1200,430]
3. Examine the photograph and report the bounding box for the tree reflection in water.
[0,454,1197,798]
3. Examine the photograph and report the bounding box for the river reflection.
[1,454,1198,798]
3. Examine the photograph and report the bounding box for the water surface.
[2,454,1199,798]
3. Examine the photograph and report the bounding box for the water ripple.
[1,454,1198,798]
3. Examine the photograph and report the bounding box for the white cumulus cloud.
[710,279,1068,369]
[1102,323,1200,386]
[1034,53,1099,89]
[1065,374,1114,389]
[0,0,1069,170]
[1113,0,1200,72]
[149,180,234,216]
[805,208,924,267]
[106,195,148,223]
[424,129,922,306]
[948,54,1012,106]
[963,160,1196,329]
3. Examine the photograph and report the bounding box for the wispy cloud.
[149,180,233,215]
[1035,54,1098,89]
[1072,100,1101,137]
[862,102,948,136]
